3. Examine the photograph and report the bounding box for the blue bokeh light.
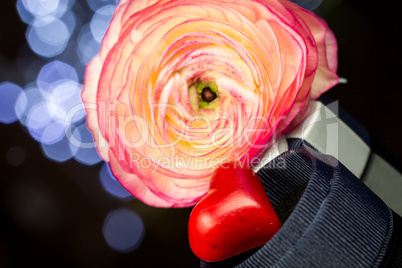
[8,0,115,167]
[47,80,85,124]
[14,87,28,123]
[60,9,77,35]
[16,86,45,126]
[68,124,102,166]
[37,61,78,94]
[40,121,66,145]
[16,0,35,24]
[0,82,24,124]
[27,102,53,135]
[41,135,74,162]
[22,0,61,17]
[86,0,118,12]
[99,163,133,200]
[52,0,73,19]
[17,0,73,24]
[27,16,71,58]
[90,5,116,43]
[103,208,145,253]
[26,102,66,144]
[78,24,101,65]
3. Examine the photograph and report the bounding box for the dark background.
[1,0,401,267]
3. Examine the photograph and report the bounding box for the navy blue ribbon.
[201,145,401,267]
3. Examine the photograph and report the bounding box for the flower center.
[188,81,220,111]
[196,81,219,109]
[201,87,217,102]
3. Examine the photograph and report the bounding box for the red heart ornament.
[188,162,281,262]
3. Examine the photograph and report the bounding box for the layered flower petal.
[82,0,338,207]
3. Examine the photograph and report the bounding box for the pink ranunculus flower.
[82,0,338,207]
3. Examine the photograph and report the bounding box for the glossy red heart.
[188,162,281,262]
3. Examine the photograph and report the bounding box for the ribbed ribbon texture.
[201,144,401,267]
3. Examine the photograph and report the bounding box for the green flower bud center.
[196,82,219,109]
